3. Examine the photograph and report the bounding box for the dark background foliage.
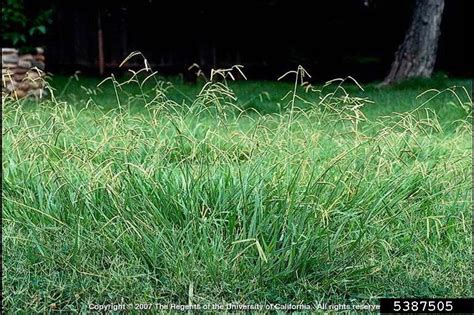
[9,0,473,81]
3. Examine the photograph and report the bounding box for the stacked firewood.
[2,47,47,99]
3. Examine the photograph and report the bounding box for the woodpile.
[2,47,47,99]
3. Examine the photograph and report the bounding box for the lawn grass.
[2,69,472,312]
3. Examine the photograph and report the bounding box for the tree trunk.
[381,0,445,86]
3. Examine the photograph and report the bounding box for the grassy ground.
[2,69,472,312]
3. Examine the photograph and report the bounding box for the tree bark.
[381,0,445,86]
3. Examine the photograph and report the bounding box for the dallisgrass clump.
[2,58,472,312]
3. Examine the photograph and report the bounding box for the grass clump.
[2,60,472,312]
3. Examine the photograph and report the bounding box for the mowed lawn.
[2,72,472,312]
